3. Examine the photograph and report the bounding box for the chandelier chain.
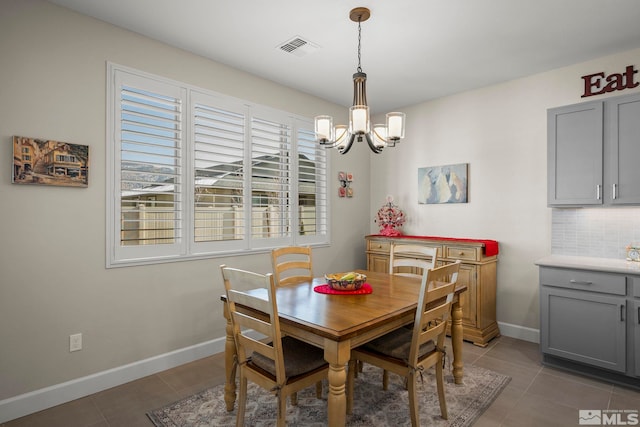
[357,20,362,73]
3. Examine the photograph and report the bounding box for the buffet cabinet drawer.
[444,245,481,262]
[539,267,626,296]
[367,240,390,253]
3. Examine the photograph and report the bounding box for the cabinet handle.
[596,185,601,200]
[612,183,617,200]
[620,304,625,322]
[569,280,592,285]
[637,306,640,325]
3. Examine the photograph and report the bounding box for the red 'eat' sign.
[581,65,638,98]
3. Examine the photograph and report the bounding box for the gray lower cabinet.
[540,286,626,373]
[634,299,640,378]
[633,277,640,378]
[539,265,640,387]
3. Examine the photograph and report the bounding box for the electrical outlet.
[69,333,82,352]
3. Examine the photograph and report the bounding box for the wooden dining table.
[221,269,467,426]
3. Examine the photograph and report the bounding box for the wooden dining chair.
[271,246,313,286]
[221,265,329,427]
[370,243,438,389]
[270,246,323,401]
[389,243,438,278]
[347,261,461,426]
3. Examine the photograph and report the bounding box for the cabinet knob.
[458,251,465,256]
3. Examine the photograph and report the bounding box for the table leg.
[325,339,351,427]
[451,300,464,384]
[223,302,238,411]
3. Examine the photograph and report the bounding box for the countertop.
[536,254,640,275]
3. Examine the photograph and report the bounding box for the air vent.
[281,37,307,53]
[277,36,319,57]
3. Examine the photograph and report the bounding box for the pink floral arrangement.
[375,196,405,236]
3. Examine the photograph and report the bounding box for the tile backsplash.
[552,208,640,259]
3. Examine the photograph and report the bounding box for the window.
[56,155,77,162]
[107,64,329,267]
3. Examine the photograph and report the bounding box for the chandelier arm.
[321,140,340,149]
[339,134,356,155]
[365,133,384,153]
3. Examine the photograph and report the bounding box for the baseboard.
[0,337,227,423]
[0,324,539,423]
[497,321,540,344]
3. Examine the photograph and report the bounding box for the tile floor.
[2,336,639,426]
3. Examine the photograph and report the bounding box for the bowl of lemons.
[324,272,367,291]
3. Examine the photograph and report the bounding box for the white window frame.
[106,63,330,267]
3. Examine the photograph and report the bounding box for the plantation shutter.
[297,126,329,242]
[191,92,247,252]
[250,111,292,247]
[111,69,186,263]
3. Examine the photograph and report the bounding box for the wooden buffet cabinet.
[365,235,500,347]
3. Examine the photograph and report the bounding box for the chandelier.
[314,7,406,154]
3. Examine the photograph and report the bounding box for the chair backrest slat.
[417,317,449,345]
[237,335,277,360]
[231,311,273,337]
[271,246,313,286]
[227,289,272,314]
[389,243,438,279]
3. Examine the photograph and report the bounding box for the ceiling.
[47,0,640,114]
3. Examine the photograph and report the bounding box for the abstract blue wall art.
[418,163,468,204]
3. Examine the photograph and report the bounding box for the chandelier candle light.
[315,7,406,154]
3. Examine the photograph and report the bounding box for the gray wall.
[0,0,368,402]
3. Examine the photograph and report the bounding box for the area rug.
[148,364,510,426]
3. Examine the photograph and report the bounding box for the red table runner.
[371,235,499,257]
[314,283,373,295]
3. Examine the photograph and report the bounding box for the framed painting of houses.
[12,136,89,187]
[418,163,468,204]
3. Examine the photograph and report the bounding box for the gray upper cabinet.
[548,101,603,206]
[548,92,640,207]
[608,94,640,204]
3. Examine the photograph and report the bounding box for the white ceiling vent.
[277,36,319,57]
